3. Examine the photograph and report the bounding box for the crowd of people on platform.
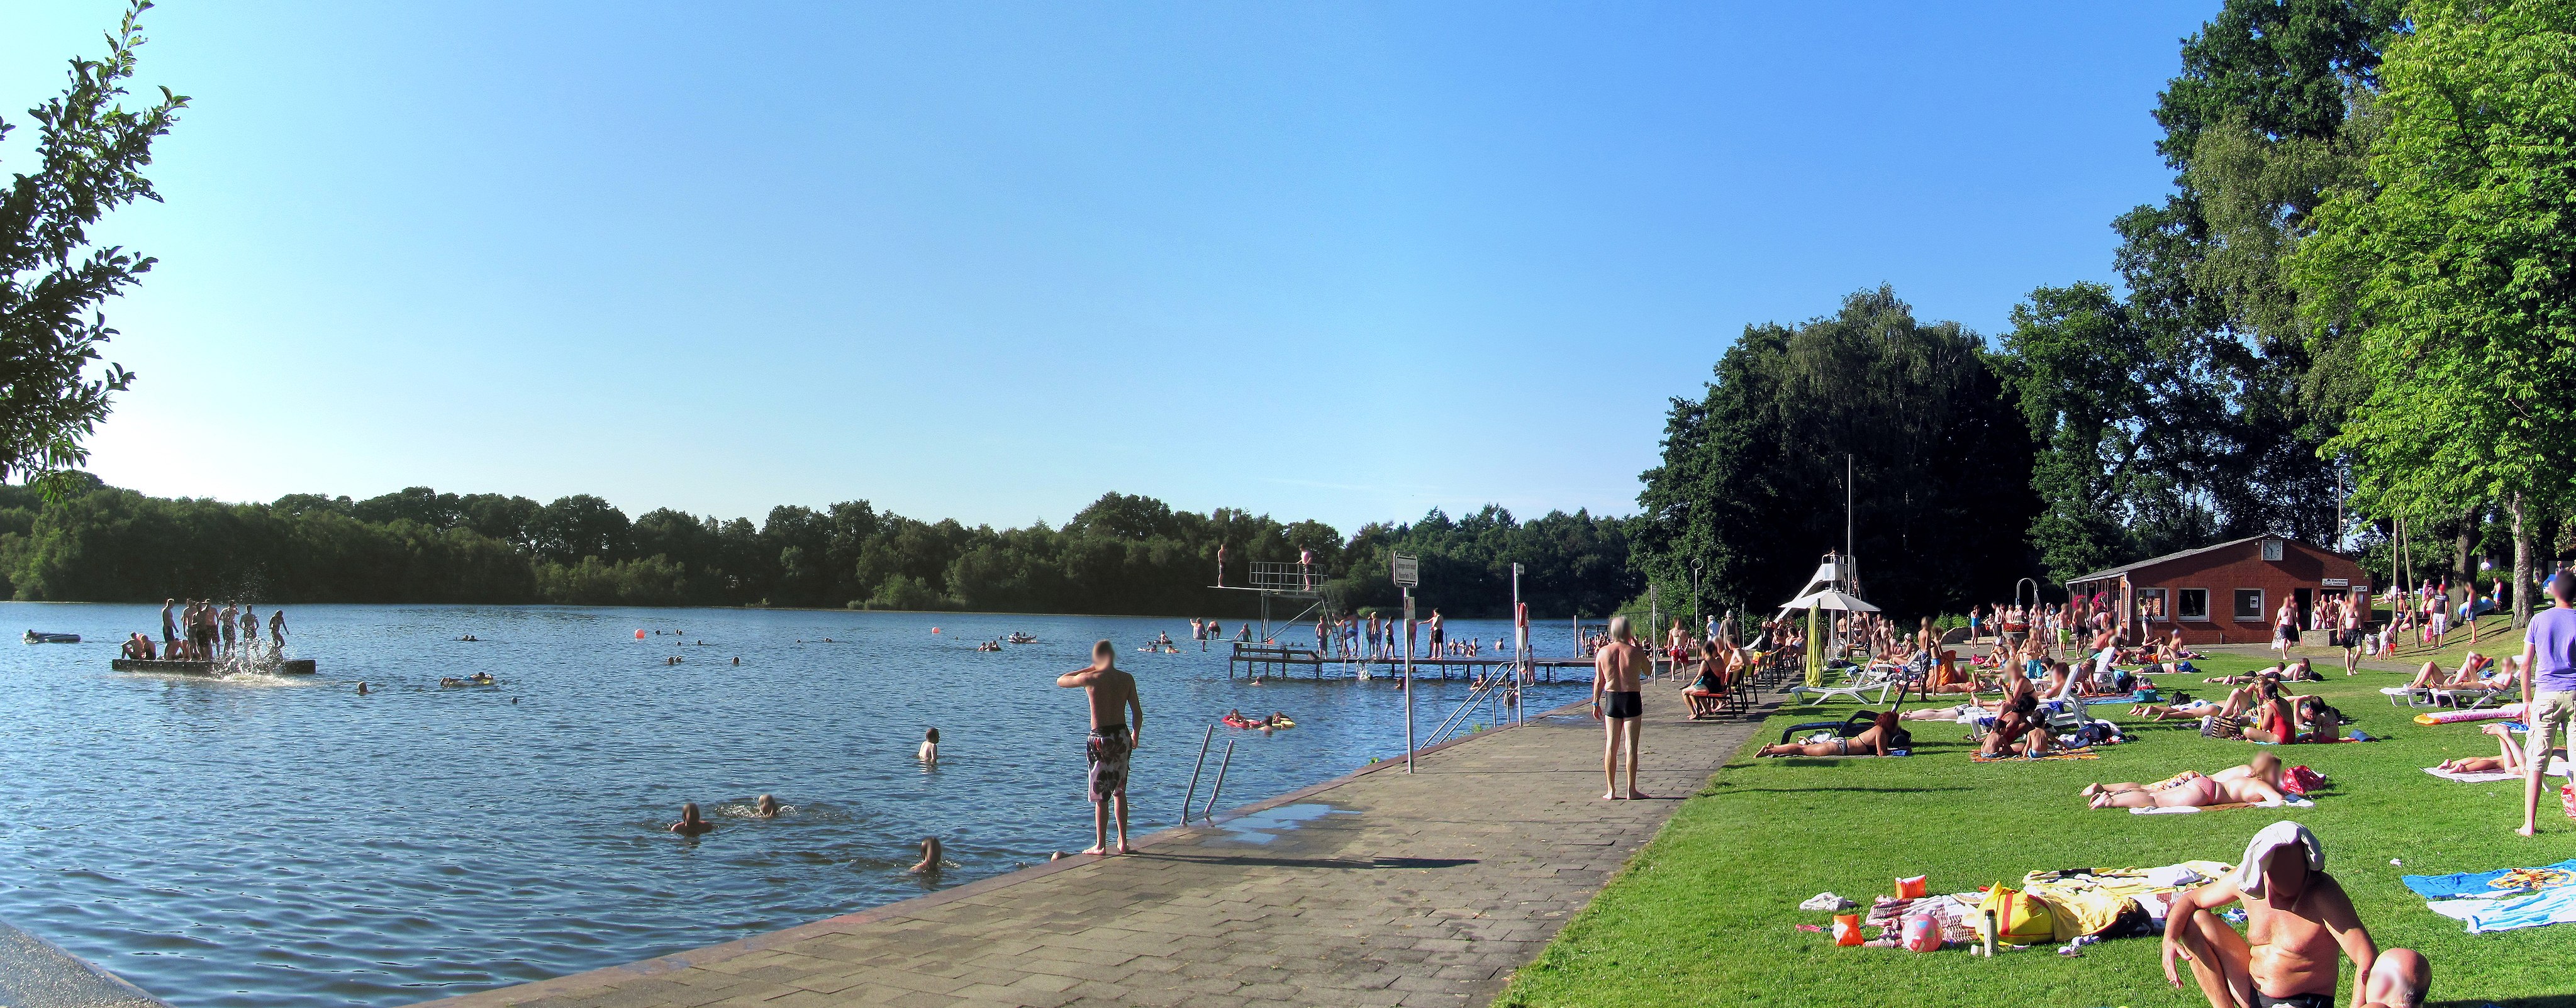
[120,597,287,662]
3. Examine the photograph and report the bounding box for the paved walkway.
[418,686,1771,1008]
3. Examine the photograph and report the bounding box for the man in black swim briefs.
[1592,615,1649,800]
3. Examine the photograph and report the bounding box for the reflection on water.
[0,603,1590,1008]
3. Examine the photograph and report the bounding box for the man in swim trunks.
[2085,754,2287,809]
[2165,821,2395,1008]
[160,599,176,648]
[1592,615,1649,799]
[1058,640,1144,855]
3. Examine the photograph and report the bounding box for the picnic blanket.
[2130,796,2316,815]
[1971,748,2100,763]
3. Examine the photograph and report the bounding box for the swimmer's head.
[756,794,779,816]
[680,802,703,824]
[924,728,938,743]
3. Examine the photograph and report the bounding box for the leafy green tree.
[2290,0,2576,628]
[1637,287,2038,622]
[0,1,184,491]
[2094,0,2406,545]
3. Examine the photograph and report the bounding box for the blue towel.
[2426,886,2576,934]
[2402,858,2576,900]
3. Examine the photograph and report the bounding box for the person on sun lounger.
[2404,651,2506,690]
[2083,753,2287,809]
[1756,710,1910,757]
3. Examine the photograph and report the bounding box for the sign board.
[1391,552,1419,587]
[2322,578,2349,588]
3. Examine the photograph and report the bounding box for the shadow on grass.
[1132,853,1480,870]
[2435,999,2576,1008]
[1709,784,1980,794]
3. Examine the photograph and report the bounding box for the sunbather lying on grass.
[1757,711,1910,757]
[2206,658,2319,685]
[2083,753,2285,809]
[2433,724,2543,774]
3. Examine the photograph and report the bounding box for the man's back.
[1596,640,1644,692]
[1081,668,1137,731]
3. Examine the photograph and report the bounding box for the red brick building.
[2065,535,2370,645]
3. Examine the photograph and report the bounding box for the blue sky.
[1,1,2212,533]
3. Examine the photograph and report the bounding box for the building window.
[2263,538,2285,562]
[2179,588,2209,621]
[2234,589,2265,620]
[2138,587,2168,621]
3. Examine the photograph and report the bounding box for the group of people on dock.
[121,598,286,662]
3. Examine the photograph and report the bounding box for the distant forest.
[0,476,1639,618]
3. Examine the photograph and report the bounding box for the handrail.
[1200,741,1235,822]
[1178,723,1217,824]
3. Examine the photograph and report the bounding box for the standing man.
[219,601,238,659]
[1592,616,1649,800]
[160,599,177,651]
[2516,571,2576,836]
[268,608,287,649]
[2341,592,2364,676]
[1058,640,1144,855]
[1298,547,1314,591]
[1424,609,1444,658]
[2275,596,2300,663]
[1215,543,1227,587]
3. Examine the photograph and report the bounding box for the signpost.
[1393,551,1419,772]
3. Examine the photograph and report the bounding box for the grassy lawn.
[1495,653,2572,1008]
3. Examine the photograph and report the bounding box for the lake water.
[0,603,1595,1008]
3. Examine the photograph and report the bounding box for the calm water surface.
[0,604,1589,1008]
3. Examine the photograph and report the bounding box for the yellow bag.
[1977,884,2058,945]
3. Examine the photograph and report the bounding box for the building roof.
[2065,534,2326,585]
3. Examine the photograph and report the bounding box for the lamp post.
[1691,562,1704,638]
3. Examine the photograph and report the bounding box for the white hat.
[2233,821,2324,899]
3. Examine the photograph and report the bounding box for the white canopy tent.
[1779,588,1878,613]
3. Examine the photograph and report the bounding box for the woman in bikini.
[2084,755,2287,809]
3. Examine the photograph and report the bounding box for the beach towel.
[1971,749,2099,763]
[2400,858,2576,900]
[2424,887,2576,934]
[2129,797,2315,815]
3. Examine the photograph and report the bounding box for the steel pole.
[1179,723,1216,824]
[1403,586,1415,773]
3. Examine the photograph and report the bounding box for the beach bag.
[1832,913,1863,946]
[1977,885,2057,945]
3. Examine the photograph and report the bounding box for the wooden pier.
[1227,643,1675,682]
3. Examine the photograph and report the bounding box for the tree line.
[1637,0,2576,626]
[0,477,1639,617]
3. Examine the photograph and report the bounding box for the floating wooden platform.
[1226,645,1677,683]
[111,658,316,676]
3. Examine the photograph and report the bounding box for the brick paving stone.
[411,687,1768,1008]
